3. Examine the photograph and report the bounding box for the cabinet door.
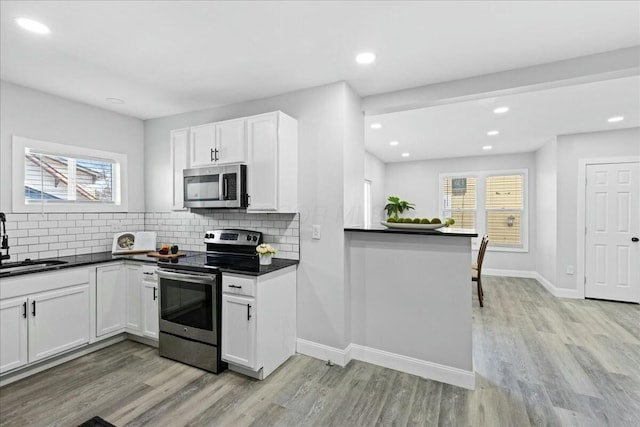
[142,282,159,339]
[28,285,90,363]
[171,128,189,210]
[190,123,216,167]
[96,265,126,337]
[0,297,28,374]
[221,294,256,369]
[216,118,246,165]
[125,264,143,333]
[247,113,279,211]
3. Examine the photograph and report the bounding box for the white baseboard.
[532,272,582,299]
[350,344,475,390]
[483,269,583,299]
[296,338,352,367]
[483,268,537,278]
[296,339,474,390]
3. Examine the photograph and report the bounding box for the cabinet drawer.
[222,274,256,297]
[141,265,158,283]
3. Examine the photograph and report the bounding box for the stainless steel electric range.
[156,229,263,373]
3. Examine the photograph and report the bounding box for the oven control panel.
[203,229,262,246]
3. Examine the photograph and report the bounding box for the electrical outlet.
[566,265,574,275]
[312,225,321,240]
[111,220,123,232]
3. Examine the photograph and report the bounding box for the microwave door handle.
[223,175,228,199]
[219,173,225,201]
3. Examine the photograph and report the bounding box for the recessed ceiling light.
[105,98,125,104]
[370,123,382,130]
[608,116,624,123]
[356,52,376,64]
[483,145,492,150]
[15,17,51,34]
[401,152,410,157]
[493,106,509,114]
[487,130,500,136]
[389,141,399,146]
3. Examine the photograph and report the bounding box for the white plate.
[380,221,445,230]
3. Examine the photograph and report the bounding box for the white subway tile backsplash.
[18,221,38,229]
[2,211,299,262]
[58,248,76,257]
[18,237,39,245]
[28,228,49,237]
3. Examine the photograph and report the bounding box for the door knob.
[632,237,639,242]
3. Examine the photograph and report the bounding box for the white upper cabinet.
[172,111,297,212]
[247,112,298,213]
[216,118,247,165]
[170,128,189,211]
[190,123,216,167]
[190,119,246,167]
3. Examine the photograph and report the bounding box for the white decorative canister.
[259,254,273,265]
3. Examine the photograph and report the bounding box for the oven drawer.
[222,273,256,297]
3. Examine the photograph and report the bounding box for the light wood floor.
[1,276,639,426]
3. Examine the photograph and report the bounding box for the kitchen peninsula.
[345,225,477,389]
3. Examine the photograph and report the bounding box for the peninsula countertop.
[344,225,478,238]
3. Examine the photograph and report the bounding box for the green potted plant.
[384,196,415,221]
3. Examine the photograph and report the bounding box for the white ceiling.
[365,76,640,163]
[1,1,639,119]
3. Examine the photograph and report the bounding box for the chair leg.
[477,278,484,307]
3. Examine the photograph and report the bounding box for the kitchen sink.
[0,259,68,274]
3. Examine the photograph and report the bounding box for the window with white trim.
[12,136,128,212]
[440,169,528,252]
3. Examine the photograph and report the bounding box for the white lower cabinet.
[0,297,28,373]
[96,264,126,336]
[221,266,296,379]
[221,294,256,368]
[28,285,90,363]
[125,264,143,333]
[0,268,91,374]
[142,281,159,339]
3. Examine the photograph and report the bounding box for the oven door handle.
[157,269,216,285]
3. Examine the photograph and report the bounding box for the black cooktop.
[157,252,298,276]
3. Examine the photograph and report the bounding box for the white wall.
[555,127,640,290]
[0,81,145,213]
[144,82,359,349]
[365,151,386,225]
[343,85,365,226]
[535,138,558,285]
[384,152,537,272]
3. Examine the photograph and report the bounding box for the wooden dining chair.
[472,235,489,307]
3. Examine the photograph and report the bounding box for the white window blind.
[440,169,528,252]
[485,174,524,246]
[25,151,115,203]
[442,176,476,229]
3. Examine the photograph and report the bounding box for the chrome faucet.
[0,212,9,264]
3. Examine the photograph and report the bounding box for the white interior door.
[585,162,640,303]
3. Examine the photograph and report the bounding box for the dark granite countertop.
[345,225,478,237]
[0,251,298,279]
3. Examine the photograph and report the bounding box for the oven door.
[157,268,218,345]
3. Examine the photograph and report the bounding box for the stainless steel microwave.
[183,164,248,209]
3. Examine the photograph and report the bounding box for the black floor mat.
[77,416,116,427]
